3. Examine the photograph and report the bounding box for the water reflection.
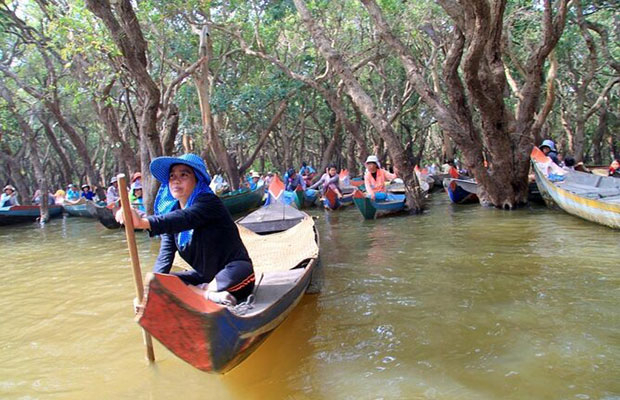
[1,197,618,399]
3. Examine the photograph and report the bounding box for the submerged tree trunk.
[293,0,425,212]
[359,0,567,208]
[0,84,49,222]
[86,0,164,213]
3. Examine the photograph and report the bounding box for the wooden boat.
[238,176,307,233]
[293,185,318,209]
[531,146,620,229]
[219,185,264,215]
[352,188,406,219]
[443,178,479,204]
[0,205,63,226]
[86,201,121,229]
[137,205,320,373]
[63,198,95,218]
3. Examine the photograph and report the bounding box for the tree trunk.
[39,117,72,186]
[591,105,608,164]
[294,0,425,212]
[85,0,163,214]
[0,85,48,221]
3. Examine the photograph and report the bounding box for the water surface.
[1,195,618,399]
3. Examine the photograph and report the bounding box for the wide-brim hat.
[110,176,118,185]
[365,155,381,167]
[131,181,142,190]
[81,184,90,189]
[150,153,211,185]
[540,139,557,152]
[3,185,15,192]
[251,172,260,178]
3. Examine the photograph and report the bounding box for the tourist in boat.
[53,189,65,205]
[364,155,398,201]
[299,161,316,186]
[80,184,95,200]
[309,163,342,199]
[285,168,306,192]
[116,153,255,306]
[562,156,576,172]
[106,177,120,206]
[65,184,80,202]
[129,181,146,214]
[248,171,261,190]
[540,139,560,165]
[32,189,55,205]
[609,160,620,178]
[129,172,142,203]
[1,185,19,207]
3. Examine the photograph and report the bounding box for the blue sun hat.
[150,153,213,250]
[540,139,557,152]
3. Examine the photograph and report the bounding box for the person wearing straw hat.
[116,154,255,306]
[1,185,19,207]
[363,155,398,201]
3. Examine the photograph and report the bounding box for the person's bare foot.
[206,290,237,306]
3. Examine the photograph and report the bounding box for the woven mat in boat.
[172,216,318,274]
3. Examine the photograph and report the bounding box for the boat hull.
[532,155,620,229]
[352,191,406,219]
[443,178,479,204]
[86,202,121,229]
[220,186,264,215]
[0,205,63,226]
[64,201,95,218]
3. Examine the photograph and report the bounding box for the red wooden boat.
[136,206,320,373]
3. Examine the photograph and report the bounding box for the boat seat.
[232,268,307,317]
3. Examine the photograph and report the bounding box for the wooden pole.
[117,173,155,363]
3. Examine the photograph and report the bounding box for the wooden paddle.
[117,173,155,363]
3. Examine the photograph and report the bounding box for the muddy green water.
[1,195,618,400]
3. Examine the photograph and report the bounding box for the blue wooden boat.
[352,189,406,219]
[137,191,320,373]
[0,205,63,226]
[443,178,479,204]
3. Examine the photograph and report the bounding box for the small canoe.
[352,189,406,219]
[64,198,96,218]
[443,178,479,204]
[138,213,320,373]
[219,185,264,215]
[0,205,63,226]
[531,147,620,229]
[86,201,121,229]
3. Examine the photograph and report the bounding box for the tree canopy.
[0,0,617,210]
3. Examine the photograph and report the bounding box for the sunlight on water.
[1,194,618,399]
